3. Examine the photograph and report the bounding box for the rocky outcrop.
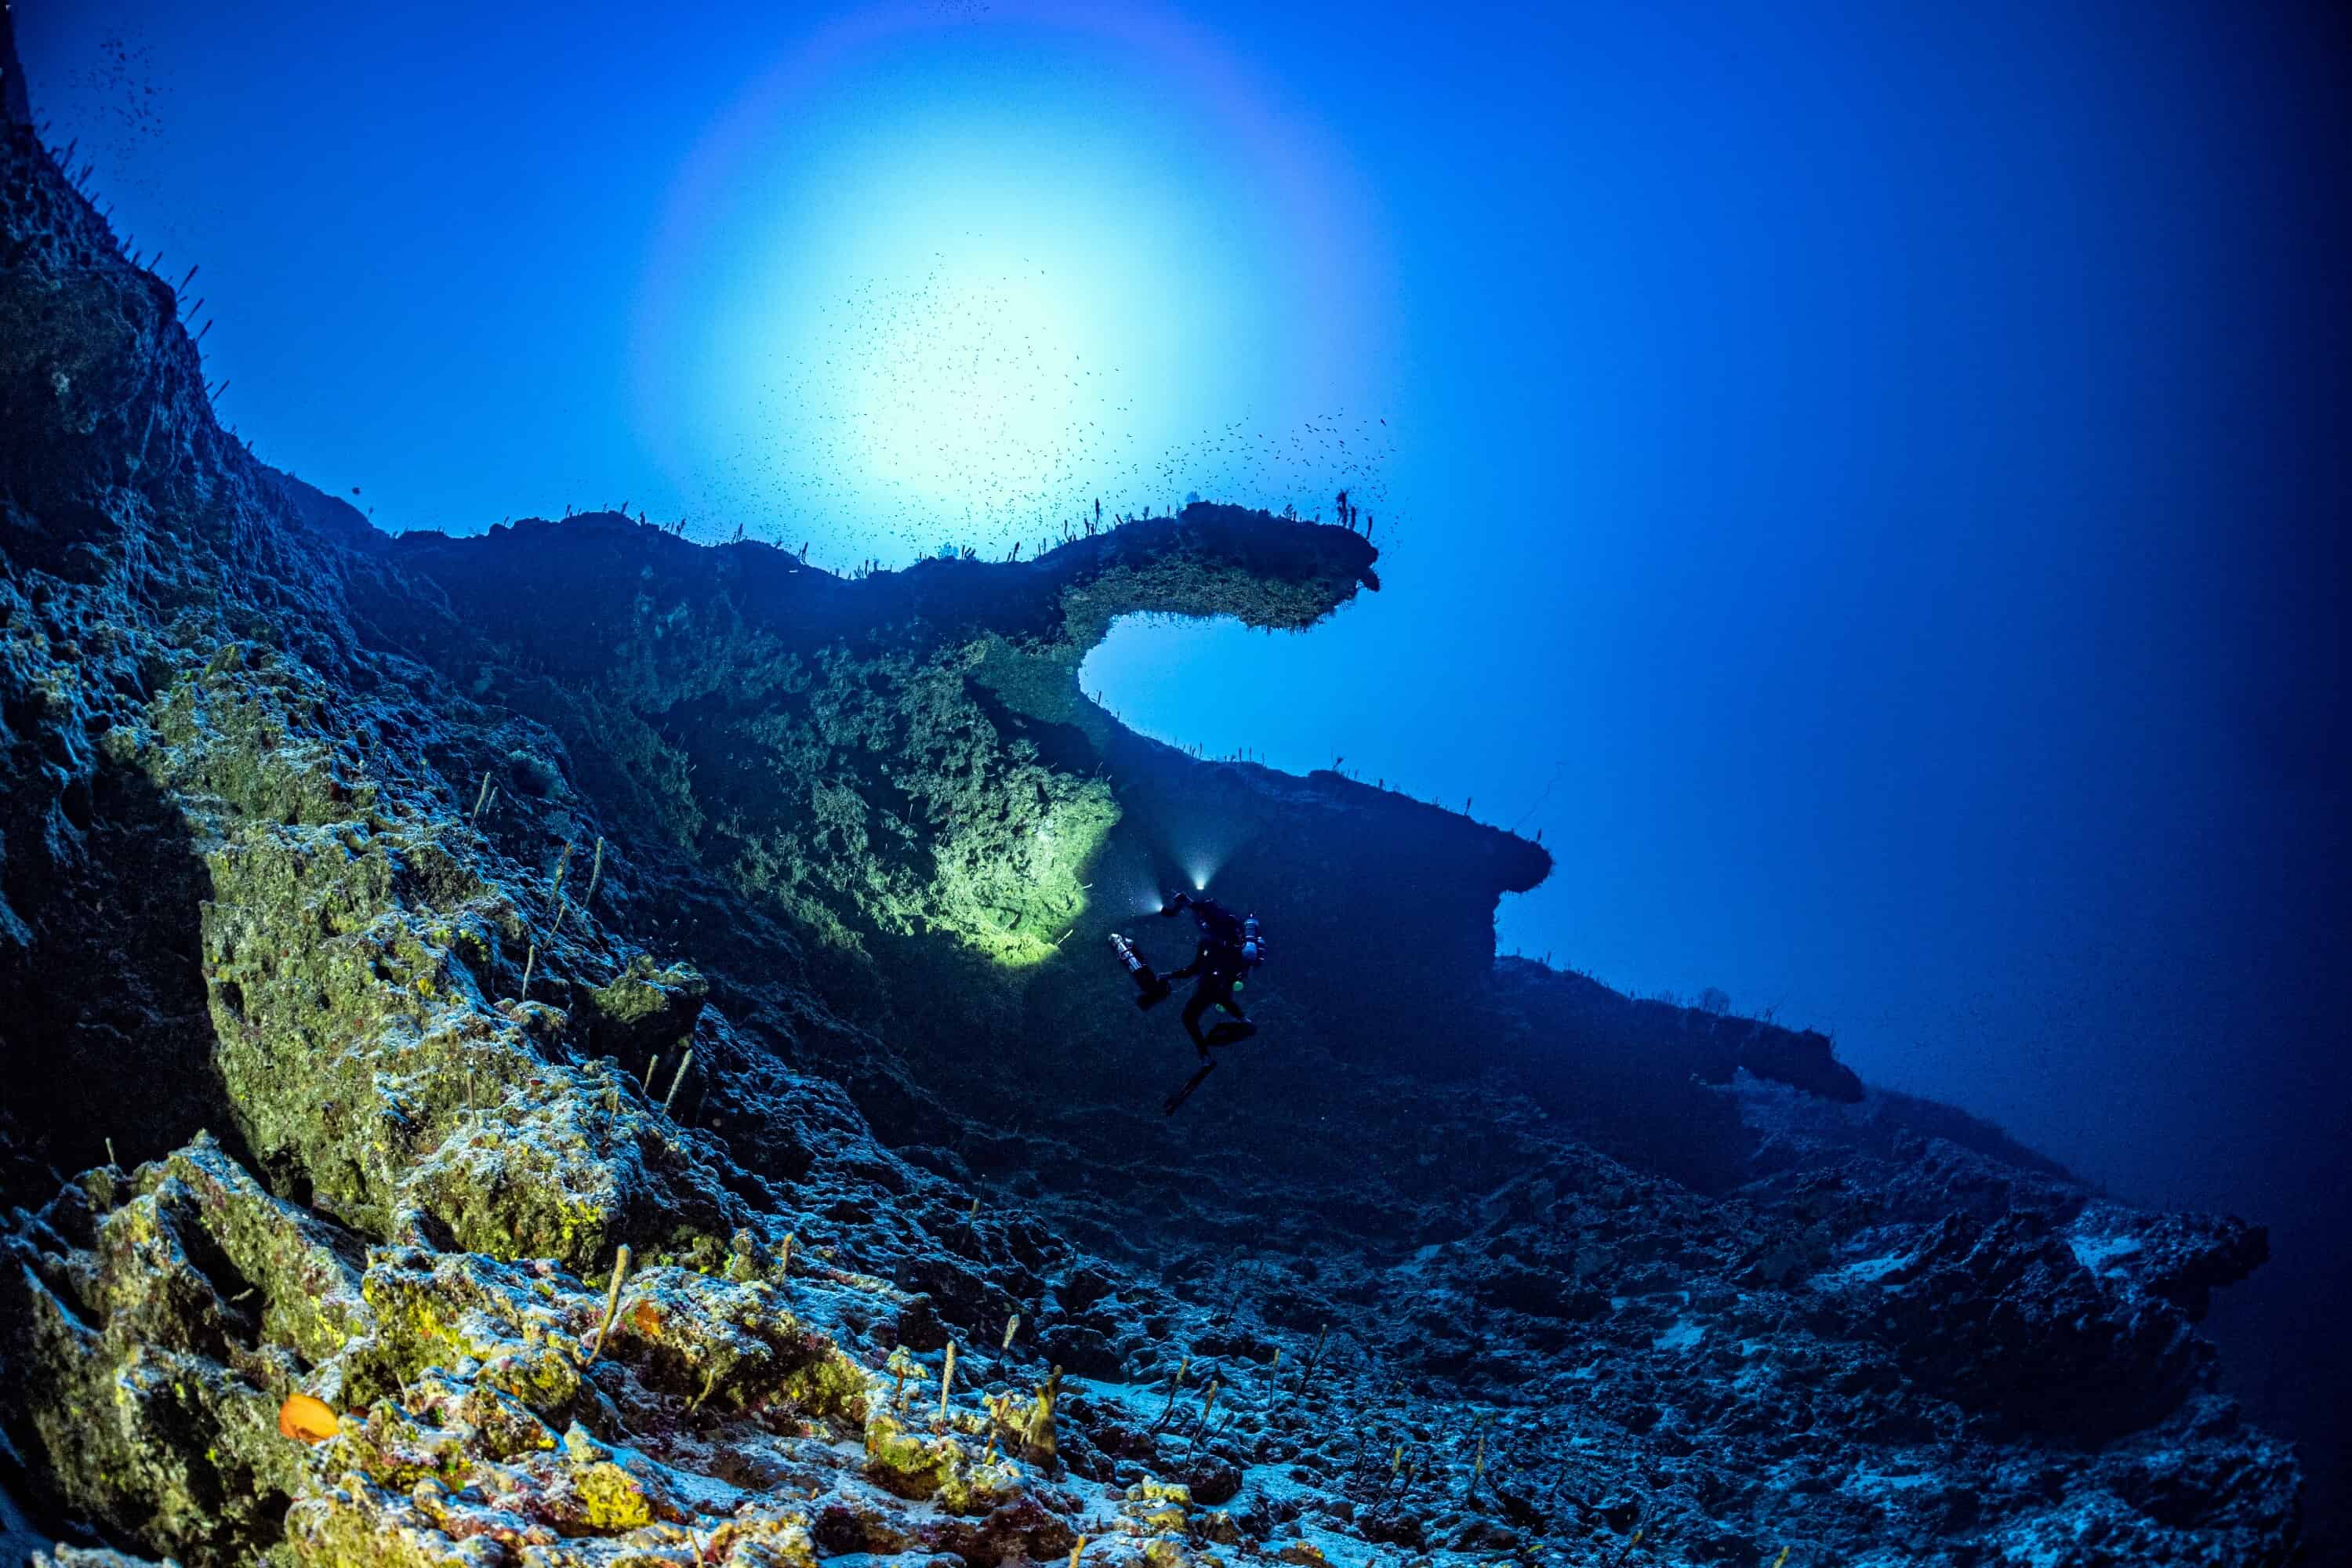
[0,71,2303,1568]
[354,505,1417,984]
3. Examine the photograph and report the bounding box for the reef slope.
[0,80,2303,1568]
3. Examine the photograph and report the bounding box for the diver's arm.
[1166,942,1208,981]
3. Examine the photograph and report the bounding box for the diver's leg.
[1200,982,1256,1047]
[1181,983,1215,1052]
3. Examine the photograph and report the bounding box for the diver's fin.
[1162,1058,1218,1116]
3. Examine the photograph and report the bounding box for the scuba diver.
[1160,891,1262,1054]
[1108,891,1268,1113]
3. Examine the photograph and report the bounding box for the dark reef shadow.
[0,751,256,1196]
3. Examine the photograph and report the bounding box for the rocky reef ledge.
[0,61,2304,1568]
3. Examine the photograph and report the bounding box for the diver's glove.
[1159,892,1190,918]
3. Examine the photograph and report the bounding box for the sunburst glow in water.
[822,265,1099,514]
[634,2,1392,560]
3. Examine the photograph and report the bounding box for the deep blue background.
[23,0,2348,1531]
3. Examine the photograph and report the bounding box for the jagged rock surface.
[0,98,2303,1568]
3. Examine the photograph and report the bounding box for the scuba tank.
[1110,932,1171,1008]
[1233,913,1265,991]
[1111,931,1148,978]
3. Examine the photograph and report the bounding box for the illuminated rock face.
[368,503,1391,973]
[364,500,1541,1059]
[358,494,1863,1192]
[0,95,2304,1568]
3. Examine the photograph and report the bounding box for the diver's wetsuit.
[1163,896,1256,1053]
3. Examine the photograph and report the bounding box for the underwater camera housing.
[1110,931,1173,1008]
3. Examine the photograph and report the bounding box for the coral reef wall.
[0,57,2305,1568]
[349,503,1855,1214]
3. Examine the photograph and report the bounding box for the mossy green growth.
[1052,550,1363,656]
[283,1479,488,1568]
[777,1333,874,1425]
[594,1267,870,1423]
[0,1142,325,1565]
[130,644,757,1279]
[322,1403,474,1493]
[574,1455,657,1531]
[148,1134,369,1367]
[862,1410,1023,1514]
[583,954,710,1057]
[354,1248,566,1399]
